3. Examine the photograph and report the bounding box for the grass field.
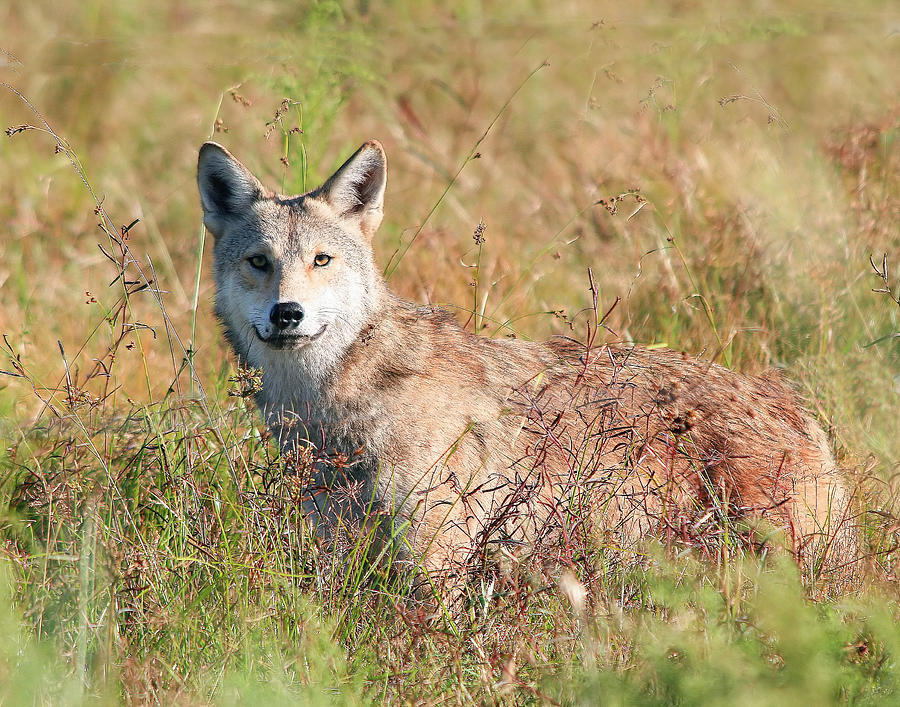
[1,0,898,703]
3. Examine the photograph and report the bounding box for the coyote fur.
[197,139,853,582]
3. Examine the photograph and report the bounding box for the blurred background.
[1,2,897,436]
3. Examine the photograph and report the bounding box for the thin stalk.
[383,60,548,279]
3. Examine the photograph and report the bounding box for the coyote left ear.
[315,140,387,239]
[197,142,266,238]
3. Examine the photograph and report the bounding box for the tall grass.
[1,0,898,703]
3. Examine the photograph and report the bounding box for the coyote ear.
[316,140,386,239]
[197,142,265,236]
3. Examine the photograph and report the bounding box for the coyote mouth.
[257,324,328,349]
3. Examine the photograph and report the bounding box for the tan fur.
[197,139,855,584]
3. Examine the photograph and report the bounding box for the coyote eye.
[314,253,332,267]
[248,254,269,270]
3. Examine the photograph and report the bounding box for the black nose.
[269,302,305,330]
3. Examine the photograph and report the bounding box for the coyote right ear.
[197,142,266,236]
[315,140,387,240]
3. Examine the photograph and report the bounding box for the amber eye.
[248,254,269,270]
[314,253,332,267]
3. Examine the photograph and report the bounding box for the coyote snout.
[262,302,327,348]
[197,139,855,586]
[269,301,305,330]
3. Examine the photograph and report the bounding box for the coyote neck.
[257,289,549,458]
[255,284,394,451]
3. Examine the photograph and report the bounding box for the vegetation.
[0,0,897,703]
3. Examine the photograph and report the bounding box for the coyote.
[197,139,853,583]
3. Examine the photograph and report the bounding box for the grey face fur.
[197,141,388,390]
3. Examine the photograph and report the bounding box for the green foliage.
[0,559,93,705]
[264,2,378,194]
[561,557,900,705]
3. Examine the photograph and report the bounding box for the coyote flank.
[197,139,853,583]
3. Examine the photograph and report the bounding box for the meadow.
[0,0,898,703]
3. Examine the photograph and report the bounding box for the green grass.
[1,0,899,703]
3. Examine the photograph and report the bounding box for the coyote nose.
[269,302,305,330]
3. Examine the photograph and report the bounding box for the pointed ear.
[315,140,387,239]
[197,142,266,236]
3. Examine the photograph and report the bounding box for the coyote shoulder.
[197,139,853,580]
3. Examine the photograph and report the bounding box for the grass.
[0,0,898,703]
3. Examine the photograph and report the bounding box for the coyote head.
[197,140,387,381]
